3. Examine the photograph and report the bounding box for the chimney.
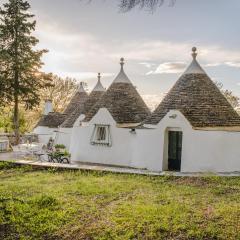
[44,100,53,115]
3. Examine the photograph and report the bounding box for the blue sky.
[1,0,240,109]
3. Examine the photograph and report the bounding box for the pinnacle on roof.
[78,82,86,92]
[92,73,105,92]
[184,47,206,74]
[145,47,240,128]
[113,57,132,84]
[61,73,106,128]
[84,58,150,124]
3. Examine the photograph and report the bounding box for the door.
[168,131,182,171]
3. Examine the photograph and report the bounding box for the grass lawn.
[0,162,239,240]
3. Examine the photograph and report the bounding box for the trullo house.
[34,83,88,144]
[33,100,67,144]
[142,47,240,172]
[69,58,151,166]
[69,49,240,173]
[55,74,106,149]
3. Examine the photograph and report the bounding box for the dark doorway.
[168,131,183,171]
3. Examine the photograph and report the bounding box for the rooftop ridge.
[78,82,86,93]
[92,73,105,92]
[183,47,206,75]
[113,58,132,84]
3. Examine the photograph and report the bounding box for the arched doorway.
[163,128,183,171]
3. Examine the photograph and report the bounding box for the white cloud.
[225,62,240,68]
[147,62,186,75]
[204,63,222,67]
[139,62,157,68]
[34,19,240,84]
[142,94,166,111]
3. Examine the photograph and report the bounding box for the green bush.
[54,144,66,149]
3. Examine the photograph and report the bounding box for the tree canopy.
[119,0,176,12]
[0,0,52,143]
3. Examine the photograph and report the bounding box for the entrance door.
[168,131,182,171]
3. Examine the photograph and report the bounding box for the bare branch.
[119,0,176,12]
[80,0,176,12]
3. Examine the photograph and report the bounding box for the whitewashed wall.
[33,126,57,145]
[142,110,240,172]
[70,109,135,167]
[54,128,72,150]
[69,108,240,173]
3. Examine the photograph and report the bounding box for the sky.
[1,0,240,110]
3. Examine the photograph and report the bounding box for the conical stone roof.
[84,58,150,124]
[63,82,89,116]
[61,74,106,128]
[36,112,67,128]
[146,47,240,128]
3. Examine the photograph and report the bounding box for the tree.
[119,0,176,12]
[0,75,82,133]
[28,75,80,130]
[215,82,240,109]
[40,75,80,113]
[0,0,52,144]
[0,106,28,133]
[83,0,175,11]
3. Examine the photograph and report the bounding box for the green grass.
[0,162,239,240]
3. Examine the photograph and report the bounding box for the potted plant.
[54,144,66,153]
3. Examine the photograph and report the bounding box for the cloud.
[224,62,240,68]
[33,18,240,84]
[142,94,166,111]
[139,62,157,68]
[204,63,222,67]
[147,62,186,75]
[204,62,240,68]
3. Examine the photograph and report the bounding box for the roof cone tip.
[183,47,205,75]
[192,47,197,59]
[78,82,85,92]
[93,72,105,92]
[120,58,125,69]
[98,72,101,81]
[113,57,131,84]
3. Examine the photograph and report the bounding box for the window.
[91,124,112,146]
[96,126,106,141]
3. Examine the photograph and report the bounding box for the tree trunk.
[13,95,20,145]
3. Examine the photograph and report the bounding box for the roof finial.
[120,57,125,70]
[192,47,197,60]
[78,81,85,92]
[98,72,101,82]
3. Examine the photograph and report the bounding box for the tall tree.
[0,0,51,144]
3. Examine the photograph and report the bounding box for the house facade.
[69,50,240,173]
[34,48,240,173]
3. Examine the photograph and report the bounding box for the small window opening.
[91,124,111,146]
[97,126,106,141]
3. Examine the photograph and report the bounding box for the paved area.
[0,151,25,161]
[0,156,240,176]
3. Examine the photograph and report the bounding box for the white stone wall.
[70,108,134,167]
[141,110,240,172]
[33,126,57,145]
[54,128,72,150]
[69,108,240,173]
